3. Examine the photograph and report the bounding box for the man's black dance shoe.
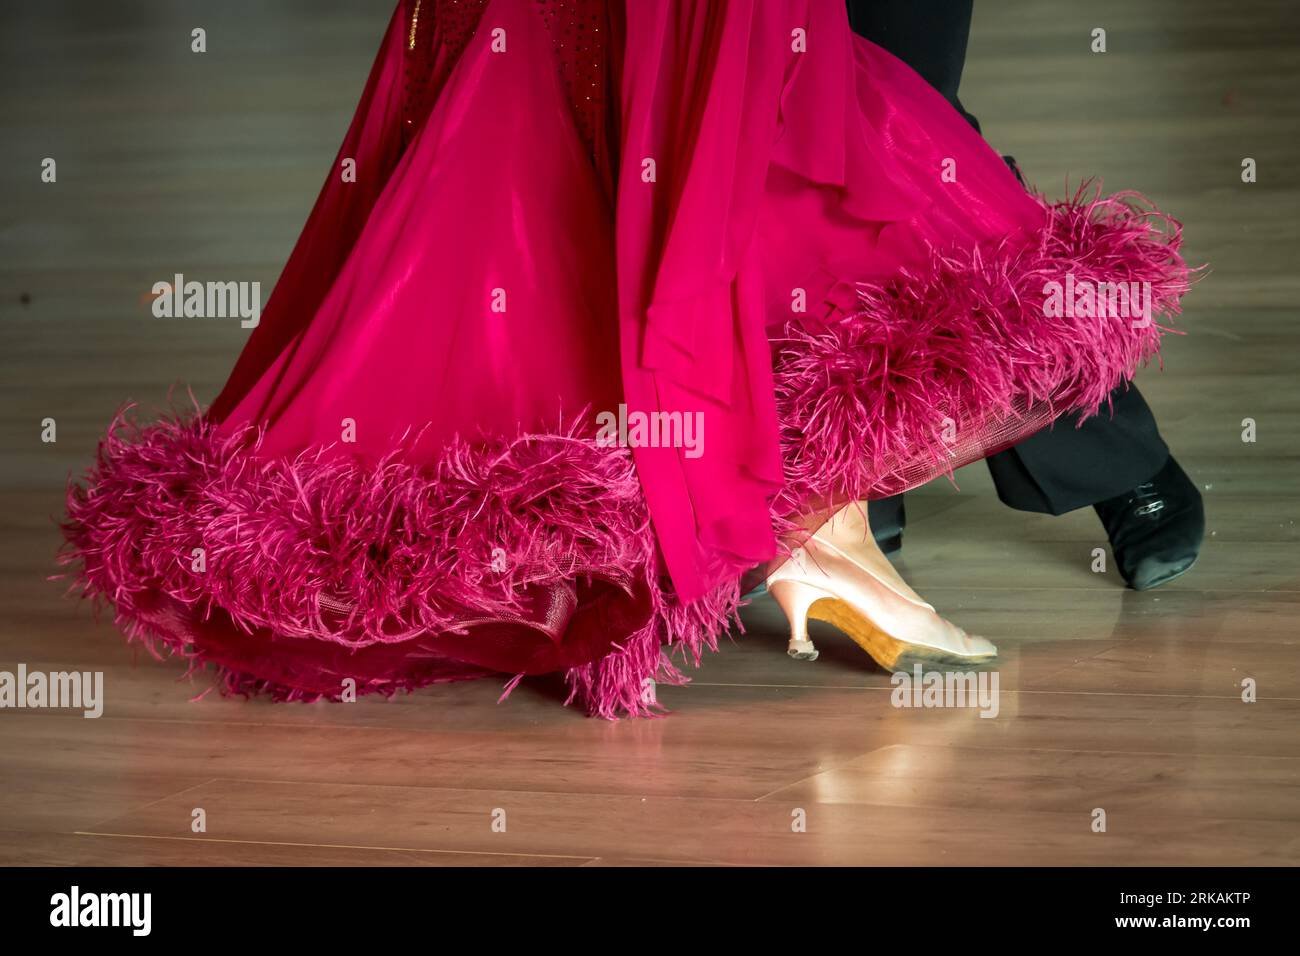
[1094,456,1204,590]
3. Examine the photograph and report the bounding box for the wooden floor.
[1,0,1297,866]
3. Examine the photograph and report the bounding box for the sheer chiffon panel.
[615,0,795,603]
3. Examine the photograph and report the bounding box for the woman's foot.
[767,503,996,668]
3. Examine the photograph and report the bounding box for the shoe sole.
[807,596,997,670]
[1130,553,1200,591]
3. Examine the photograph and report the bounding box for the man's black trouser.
[847,0,1169,518]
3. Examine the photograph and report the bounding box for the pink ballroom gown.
[63,0,1192,717]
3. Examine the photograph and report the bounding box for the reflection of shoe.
[766,504,997,668]
[1094,456,1204,591]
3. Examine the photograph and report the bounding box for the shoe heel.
[768,579,827,661]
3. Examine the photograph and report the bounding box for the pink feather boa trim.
[60,410,739,719]
[773,186,1194,513]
